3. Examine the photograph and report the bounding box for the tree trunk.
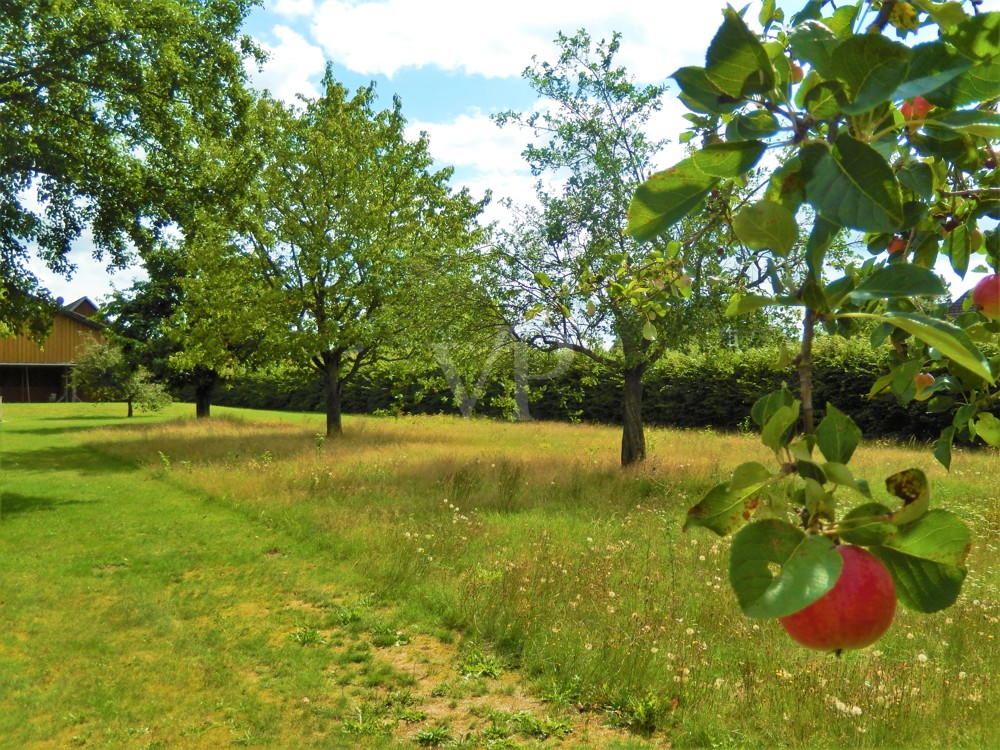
[321,351,343,437]
[127,399,134,418]
[621,364,646,466]
[195,375,217,419]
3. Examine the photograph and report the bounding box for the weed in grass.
[337,641,373,665]
[494,710,572,740]
[288,624,326,646]
[397,708,427,723]
[458,644,504,678]
[340,702,394,737]
[602,692,671,736]
[412,724,454,746]
[369,621,411,647]
[332,603,365,625]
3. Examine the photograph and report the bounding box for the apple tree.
[627,0,999,649]
[241,72,487,437]
[494,30,806,466]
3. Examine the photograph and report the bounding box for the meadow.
[0,403,997,749]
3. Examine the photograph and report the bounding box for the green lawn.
[1,403,997,749]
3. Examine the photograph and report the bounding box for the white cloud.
[309,0,741,81]
[406,110,534,175]
[248,25,326,103]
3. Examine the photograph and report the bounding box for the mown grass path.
[1,406,357,747]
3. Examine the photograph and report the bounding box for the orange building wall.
[0,315,105,364]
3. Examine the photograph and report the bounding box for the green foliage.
[626,1,1000,626]
[237,71,486,435]
[492,30,798,465]
[70,339,172,416]
[0,0,261,332]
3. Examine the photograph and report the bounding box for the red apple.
[887,236,907,255]
[778,545,896,652]
[901,95,932,122]
[914,372,935,400]
[790,62,804,83]
[972,273,1000,319]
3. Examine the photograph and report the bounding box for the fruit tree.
[625,0,999,650]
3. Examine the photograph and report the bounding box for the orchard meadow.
[0,403,996,748]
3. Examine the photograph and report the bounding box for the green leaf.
[706,8,776,98]
[933,425,956,470]
[761,401,801,455]
[912,1,968,32]
[814,403,862,464]
[725,110,782,141]
[945,11,1000,60]
[885,468,931,526]
[926,54,1000,107]
[729,520,842,618]
[843,312,994,383]
[789,20,840,76]
[692,141,767,178]
[627,157,717,242]
[732,200,799,257]
[897,161,936,199]
[944,225,971,279]
[641,320,657,341]
[730,461,773,490]
[872,510,971,613]
[974,412,1000,447]
[926,110,1000,139]
[839,502,896,546]
[893,41,972,101]
[806,216,841,277]
[822,462,872,498]
[725,293,798,316]
[751,386,795,428]
[672,66,741,115]
[684,463,769,536]
[805,135,904,232]
[831,34,912,114]
[533,271,552,288]
[849,264,948,301]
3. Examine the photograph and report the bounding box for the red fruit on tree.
[901,95,932,122]
[887,236,907,255]
[778,545,896,652]
[790,62,804,83]
[914,372,935,400]
[972,273,1000,319]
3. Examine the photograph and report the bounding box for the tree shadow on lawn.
[2,420,147,437]
[0,492,98,516]
[0,445,139,476]
[83,419,464,468]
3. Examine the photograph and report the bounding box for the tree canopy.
[235,72,487,435]
[1,0,262,334]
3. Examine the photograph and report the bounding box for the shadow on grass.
[84,417,468,468]
[0,493,99,516]
[1,445,139,476]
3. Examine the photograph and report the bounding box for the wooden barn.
[0,297,106,402]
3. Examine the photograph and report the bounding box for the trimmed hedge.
[213,335,992,440]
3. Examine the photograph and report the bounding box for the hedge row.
[213,335,984,440]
